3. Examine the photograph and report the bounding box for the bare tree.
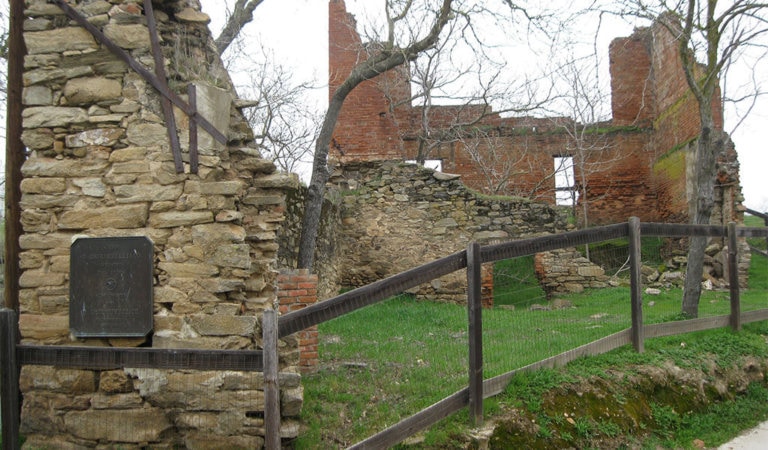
[296,0,457,270]
[214,0,266,55]
[613,0,768,317]
[234,47,320,175]
[374,10,556,194]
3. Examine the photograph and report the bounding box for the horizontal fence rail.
[278,250,467,338]
[17,345,264,371]
[481,223,628,263]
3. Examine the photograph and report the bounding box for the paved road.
[718,421,768,449]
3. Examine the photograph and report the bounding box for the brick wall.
[278,269,319,373]
[328,2,739,227]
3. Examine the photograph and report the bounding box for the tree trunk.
[681,109,721,318]
[296,94,346,270]
[295,0,455,270]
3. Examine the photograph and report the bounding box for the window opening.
[554,156,577,206]
[406,159,443,172]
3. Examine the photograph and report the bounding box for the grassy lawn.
[295,242,768,448]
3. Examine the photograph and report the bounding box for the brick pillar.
[277,269,319,373]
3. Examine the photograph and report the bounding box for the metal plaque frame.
[70,236,154,338]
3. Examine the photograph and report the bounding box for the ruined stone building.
[328,0,743,227]
[15,0,309,447]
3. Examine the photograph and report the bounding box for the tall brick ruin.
[328,0,743,228]
[17,0,301,447]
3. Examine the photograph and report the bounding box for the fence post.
[727,222,742,331]
[0,309,21,450]
[467,242,483,427]
[263,309,281,450]
[629,217,644,353]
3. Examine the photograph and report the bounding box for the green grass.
[493,256,545,308]
[295,247,768,447]
[746,213,767,252]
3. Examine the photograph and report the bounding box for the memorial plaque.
[70,236,154,337]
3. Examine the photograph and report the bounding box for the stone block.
[158,262,220,278]
[90,392,143,409]
[103,23,150,50]
[65,128,124,148]
[21,129,55,150]
[126,122,168,146]
[72,178,107,197]
[191,223,247,246]
[252,173,300,189]
[187,315,258,337]
[63,77,122,105]
[150,211,214,228]
[24,28,97,54]
[114,183,183,203]
[98,370,134,394]
[22,106,89,128]
[577,266,605,277]
[281,385,304,417]
[21,210,54,233]
[20,193,79,209]
[147,388,264,411]
[20,366,96,394]
[21,177,66,194]
[64,408,171,442]
[19,270,66,288]
[19,233,72,250]
[108,146,147,162]
[58,204,149,229]
[19,314,69,342]
[22,85,53,105]
[154,285,188,304]
[22,157,109,177]
[185,180,245,195]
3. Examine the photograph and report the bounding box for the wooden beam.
[262,310,281,450]
[727,222,741,331]
[0,310,21,450]
[144,0,184,173]
[17,345,263,371]
[5,0,25,311]
[466,242,483,427]
[188,84,200,174]
[629,217,644,352]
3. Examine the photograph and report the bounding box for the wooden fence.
[280,217,768,449]
[1,217,767,449]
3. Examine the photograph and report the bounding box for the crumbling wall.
[18,0,299,447]
[331,161,571,302]
[328,1,742,230]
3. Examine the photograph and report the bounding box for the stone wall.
[331,161,572,302]
[18,0,299,447]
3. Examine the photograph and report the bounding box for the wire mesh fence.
[298,225,768,447]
